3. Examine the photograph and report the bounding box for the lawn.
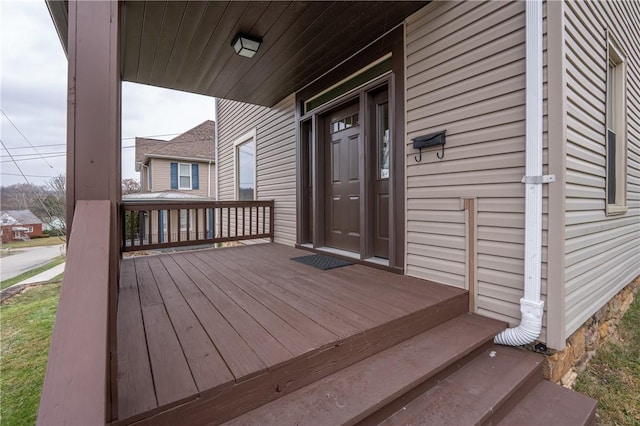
[0,283,61,426]
[1,237,65,251]
[574,291,640,425]
[0,256,66,290]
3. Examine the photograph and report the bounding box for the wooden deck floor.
[116,243,468,424]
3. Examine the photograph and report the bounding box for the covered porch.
[116,242,468,424]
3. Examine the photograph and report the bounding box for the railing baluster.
[121,200,276,251]
[218,207,223,239]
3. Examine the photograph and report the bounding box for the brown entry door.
[325,102,361,252]
[372,88,390,259]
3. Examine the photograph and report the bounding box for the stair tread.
[380,345,542,426]
[497,379,597,426]
[225,313,505,426]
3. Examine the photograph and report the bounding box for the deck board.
[188,251,320,354]
[134,258,199,407]
[116,243,469,424]
[116,260,157,420]
[147,256,234,393]
[172,253,294,367]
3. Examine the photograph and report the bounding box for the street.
[0,244,66,281]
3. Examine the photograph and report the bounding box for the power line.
[0,153,66,163]
[0,109,56,169]
[0,139,63,226]
[0,151,66,158]
[1,172,60,179]
[0,143,66,150]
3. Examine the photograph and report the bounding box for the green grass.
[575,292,640,425]
[0,256,65,290]
[1,237,65,250]
[0,283,61,426]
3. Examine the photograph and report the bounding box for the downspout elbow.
[494,298,544,346]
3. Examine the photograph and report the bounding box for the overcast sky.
[1,1,215,187]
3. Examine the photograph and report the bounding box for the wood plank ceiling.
[120,1,427,106]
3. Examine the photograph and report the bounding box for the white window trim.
[178,162,192,190]
[233,129,257,200]
[605,31,628,215]
[27,226,34,233]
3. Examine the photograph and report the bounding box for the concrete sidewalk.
[16,262,65,285]
[1,262,65,302]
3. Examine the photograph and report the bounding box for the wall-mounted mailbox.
[412,130,446,161]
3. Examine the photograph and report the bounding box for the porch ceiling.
[47,1,427,106]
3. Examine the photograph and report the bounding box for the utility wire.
[1,151,66,158]
[0,138,62,226]
[1,153,66,163]
[0,109,56,169]
[1,172,60,178]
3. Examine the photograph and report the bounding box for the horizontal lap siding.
[217,95,296,246]
[563,1,640,336]
[149,158,215,198]
[406,1,549,337]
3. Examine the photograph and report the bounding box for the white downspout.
[208,160,212,198]
[214,98,220,201]
[495,0,553,346]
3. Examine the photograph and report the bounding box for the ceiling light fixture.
[232,33,262,58]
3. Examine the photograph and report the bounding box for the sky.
[0,1,215,188]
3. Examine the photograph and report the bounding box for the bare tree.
[122,178,141,195]
[44,174,67,238]
[0,183,48,214]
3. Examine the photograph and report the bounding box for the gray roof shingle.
[1,210,43,225]
[135,120,215,165]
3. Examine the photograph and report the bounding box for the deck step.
[497,380,597,426]
[225,313,505,426]
[377,345,543,425]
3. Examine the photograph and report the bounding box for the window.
[606,33,628,214]
[235,130,256,200]
[147,164,152,191]
[170,162,199,190]
[26,226,34,233]
[179,163,191,189]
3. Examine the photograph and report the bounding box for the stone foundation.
[542,276,640,387]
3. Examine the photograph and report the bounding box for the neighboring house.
[130,121,216,243]
[1,210,43,243]
[134,120,216,198]
[41,1,638,425]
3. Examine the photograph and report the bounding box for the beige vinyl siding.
[148,158,216,198]
[563,0,640,336]
[405,1,550,338]
[217,94,296,246]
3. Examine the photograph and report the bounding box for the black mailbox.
[412,131,445,149]
[412,130,446,160]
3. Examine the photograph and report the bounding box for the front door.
[324,101,361,252]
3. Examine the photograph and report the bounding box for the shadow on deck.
[115,243,468,424]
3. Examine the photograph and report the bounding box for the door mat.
[291,254,353,270]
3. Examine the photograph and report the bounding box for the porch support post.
[66,0,121,420]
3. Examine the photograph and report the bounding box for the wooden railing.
[38,200,111,425]
[121,200,274,252]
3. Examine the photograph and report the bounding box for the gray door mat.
[291,254,353,270]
